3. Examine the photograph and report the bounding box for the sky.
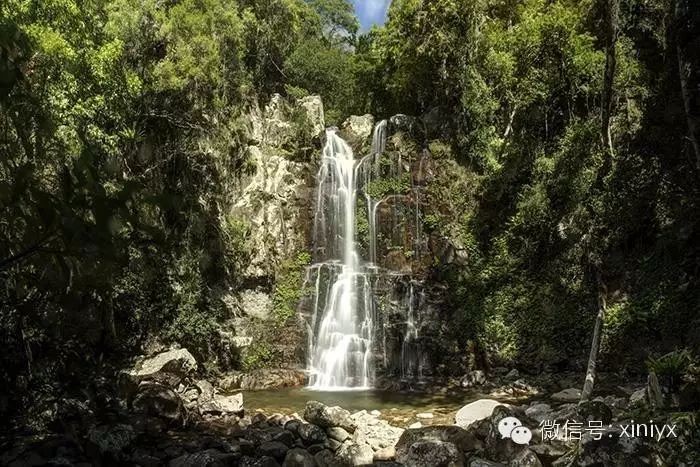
[351,0,391,31]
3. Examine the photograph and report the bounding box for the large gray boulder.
[396,425,478,462]
[299,423,328,445]
[258,441,290,461]
[336,443,374,466]
[304,401,356,433]
[283,448,317,467]
[524,403,553,424]
[455,399,504,429]
[199,392,244,416]
[350,410,404,451]
[132,382,186,425]
[398,439,463,467]
[483,405,538,465]
[121,348,197,395]
[340,114,374,147]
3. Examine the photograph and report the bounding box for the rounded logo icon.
[498,417,523,439]
[510,426,533,445]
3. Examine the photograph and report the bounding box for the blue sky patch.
[351,0,391,30]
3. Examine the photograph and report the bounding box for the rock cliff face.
[233,94,323,280]
[224,94,323,370]
[228,94,474,380]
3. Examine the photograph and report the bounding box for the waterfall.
[308,129,374,389]
[306,120,430,389]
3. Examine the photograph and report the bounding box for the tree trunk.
[675,0,700,169]
[581,269,607,402]
[601,0,619,160]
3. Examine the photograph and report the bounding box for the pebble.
[416,412,433,419]
[408,422,422,429]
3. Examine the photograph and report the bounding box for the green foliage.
[656,412,700,466]
[365,172,411,199]
[647,350,693,380]
[272,251,312,325]
[0,0,348,408]
[242,341,275,372]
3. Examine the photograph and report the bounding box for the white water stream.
[307,121,425,389]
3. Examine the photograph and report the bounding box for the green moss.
[365,172,411,199]
[272,251,311,326]
[242,341,274,372]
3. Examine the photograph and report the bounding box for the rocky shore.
[0,349,680,466]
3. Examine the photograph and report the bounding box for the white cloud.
[353,0,391,30]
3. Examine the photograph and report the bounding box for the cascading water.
[307,129,374,389]
[305,120,431,389]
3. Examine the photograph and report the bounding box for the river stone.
[510,449,542,467]
[198,383,243,416]
[283,448,316,467]
[373,446,396,461]
[576,400,612,424]
[327,426,350,442]
[483,405,535,463]
[628,387,647,408]
[132,382,185,425]
[258,441,289,461]
[285,419,303,436]
[304,401,355,432]
[337,443,374,466]
[351,409,404,451]
[314,449,335,467]
[169,449,231,467]
[325,437,342,451]
[122,348,197,394]
[299,423,328,445]
[551,388,581,402]
[87,423,136,454]
[455,399,503,428]
[241,455,280,467]
[568,425,648,466]
[529,443,568,459]
[468,458,505,467]
[396,425,477,460]
[524,403,553,423]
[397,440,463,467]
[461,370,487,388]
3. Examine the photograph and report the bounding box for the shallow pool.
[242,387,514,427]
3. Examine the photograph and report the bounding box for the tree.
[675,0,700,168]
[308,0,359,42]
